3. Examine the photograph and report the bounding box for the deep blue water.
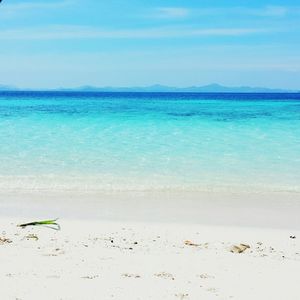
[0,92,300,192]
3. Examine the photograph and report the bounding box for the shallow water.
[1,92,300,192]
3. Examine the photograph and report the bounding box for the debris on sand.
[81,275,99,280]
[290,235,296,239]
[197,273,215,279]
[122,273,141,278]
[0,237,12,245]
[154,272,175,280]
[175,293,189,299]
[230,243,250,254]
[184,240,199,247]
[25,234,39,241]
[18,219,60,230]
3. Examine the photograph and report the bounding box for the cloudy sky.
[0,0,299,89]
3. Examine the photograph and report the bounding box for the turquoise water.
[1,92,300,192]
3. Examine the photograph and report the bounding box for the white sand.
[0,191,300,300]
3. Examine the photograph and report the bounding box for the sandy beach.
[1,191,300,300]
[1,0,300,298]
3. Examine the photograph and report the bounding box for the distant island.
[0,83,298,93]
[0,84,17,91]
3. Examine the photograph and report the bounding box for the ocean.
[0,91,300,193]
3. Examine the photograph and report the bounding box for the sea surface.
[0,91,300,193]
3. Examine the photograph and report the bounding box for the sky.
[0,0,299,89]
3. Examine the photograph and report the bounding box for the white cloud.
[211,6,291,17]
[247,6,289,17]
[154,7,190,18]
[0,25,269,40]
[2,0,73,10]
[264,6,289,16]
[150,5,298,19]
[0,0,73,18]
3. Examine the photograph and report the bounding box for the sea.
[0,91,300,193]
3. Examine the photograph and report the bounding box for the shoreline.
[1,175,300,194]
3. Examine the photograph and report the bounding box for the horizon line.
[0,83,299,92]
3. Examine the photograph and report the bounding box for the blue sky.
[0,0,299,89]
